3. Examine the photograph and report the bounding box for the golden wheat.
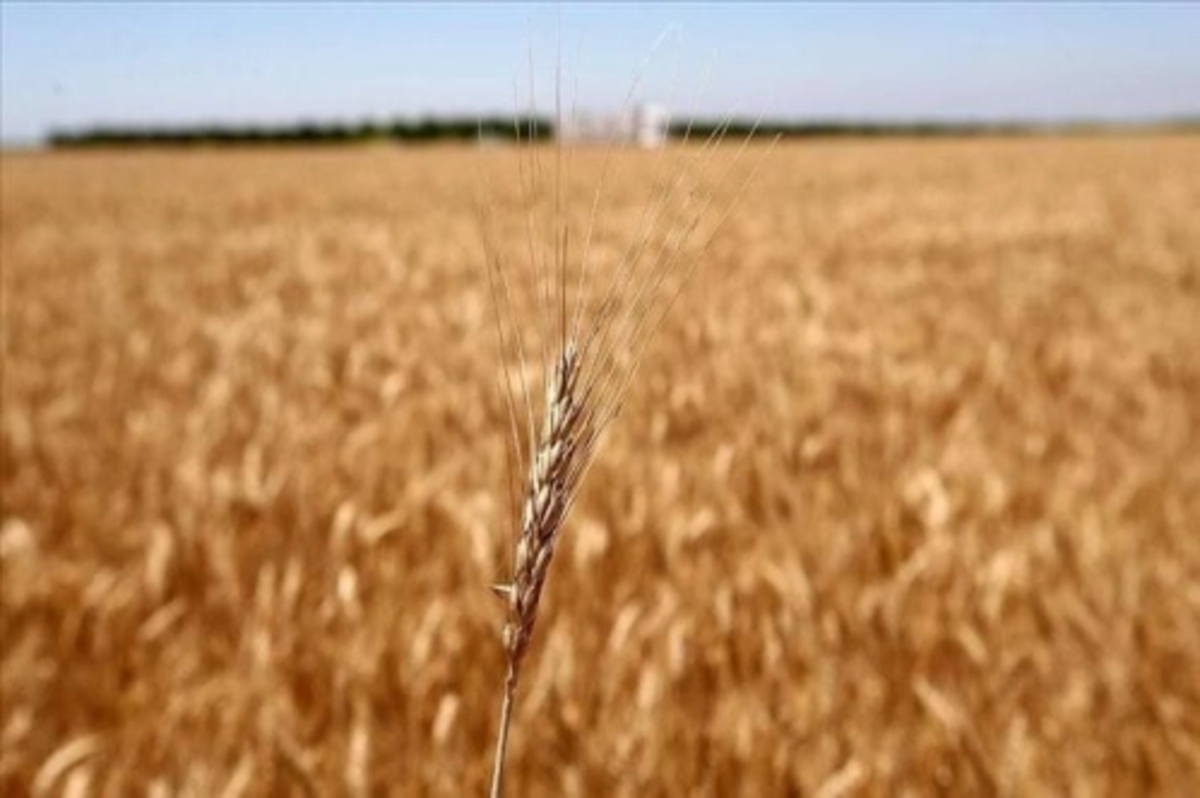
[489,339,587,797]
[479,89,761,791]
[2,135,1199,795]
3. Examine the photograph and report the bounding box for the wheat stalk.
[488,339,589,798]
[481,155,767,798]
[479,40,770,795]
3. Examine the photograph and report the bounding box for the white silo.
[632,103,669,149]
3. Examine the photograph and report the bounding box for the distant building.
[558,102,669,148]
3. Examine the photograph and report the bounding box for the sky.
[2,1,1199,144]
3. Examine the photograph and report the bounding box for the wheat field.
[3,135,1199,796]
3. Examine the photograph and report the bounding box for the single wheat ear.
[504,339,587,672]
[480,40,771,795]
[489,339,590,798]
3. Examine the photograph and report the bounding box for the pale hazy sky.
[3,2,1199,143]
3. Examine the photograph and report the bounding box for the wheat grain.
[488,339,589,797]
[479,58,772,798]
[501,339,588,674]
[5,125,1197,798]
[476,30,781,787]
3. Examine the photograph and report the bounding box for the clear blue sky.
[2,2,1198,143]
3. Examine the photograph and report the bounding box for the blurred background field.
[3,134,1199,795]
[5,2,1200,796]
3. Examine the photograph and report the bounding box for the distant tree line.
[672,119,1033,139]
[47,116,554,148]
[673,117,1200,140]
[46,114,1199,148]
